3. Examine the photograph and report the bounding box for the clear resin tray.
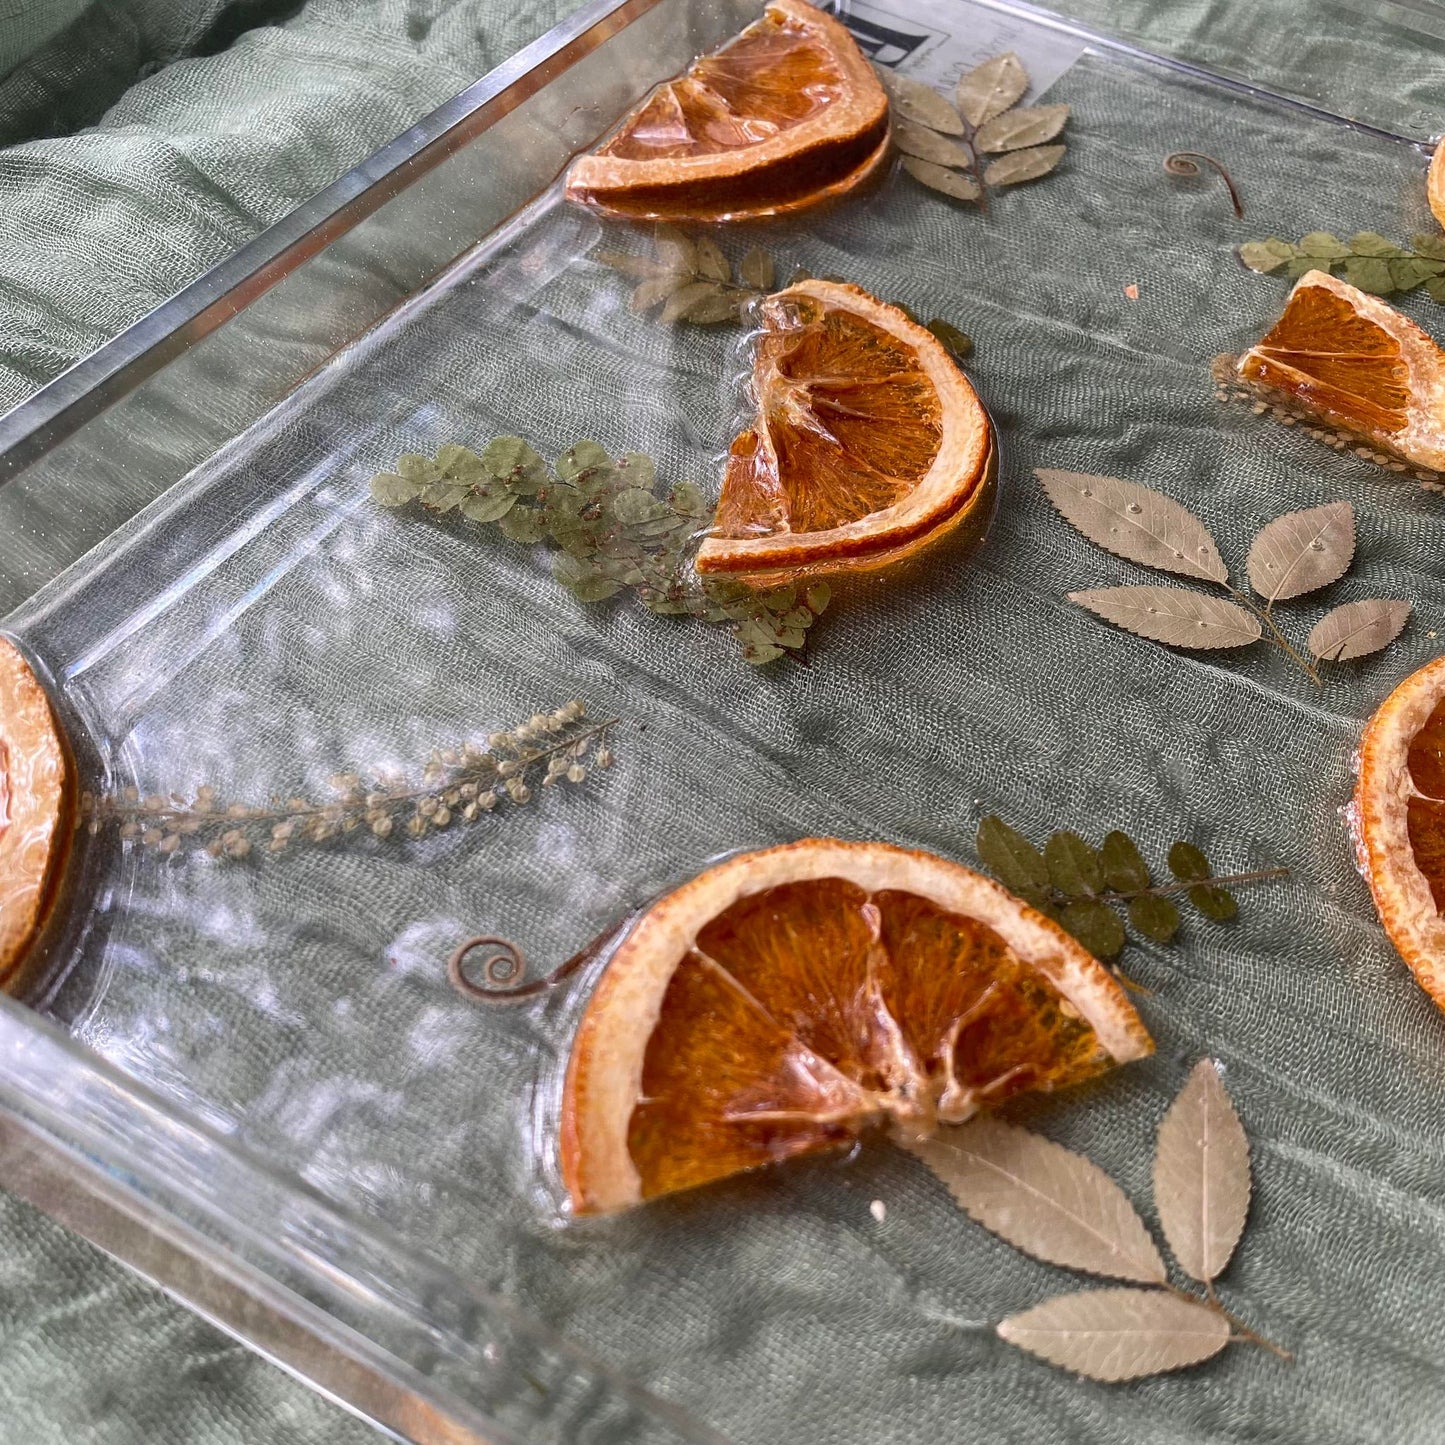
[4,1,1445,1440]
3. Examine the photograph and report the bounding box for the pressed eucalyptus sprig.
[1039,470,1412,683]
[84,701,615,859]
[596,225,779,325]
[976,815,1287,962]
[1240,230,1445,300]
[370,437,830,665]
[909,1061,1289,1382]
[881,53,1068,210]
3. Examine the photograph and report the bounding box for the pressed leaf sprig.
[1039,470,1412,683]
[370,437,829,665]
[84,701,615,859]
[909,1060,1289,1381]
[881,53,1068,210]
[597,225,780,325]
[1240,230,1445,301]
[975,816,1288,964]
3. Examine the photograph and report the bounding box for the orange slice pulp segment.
[564,0,889,223]
[559,840,1152,1213]
[1355,655,1445,1011]
[1235,268,1445,471]
[695,281,994,584]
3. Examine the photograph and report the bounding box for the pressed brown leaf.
[907,1115,1166,1283]
[955,52,1029,128]
[998,1288,1230,1381]
[740,247,775,291]
[595,248,662,279]
[630,274,688,313]
[878,67,966,134]
[1068,587,1264,650]
[1245,501,1355,601]
[975,103,1069,153]
[692,236,731,284]
[983,143,1067,187]
[681,287,744,324]
[1154,1059,1251,1285]
[894,120,974,169]
[1307,599,1411,661]
[901,156,981,202]
[1037,469,1227,582]
[659,280,726,324]
[653,223,696,275]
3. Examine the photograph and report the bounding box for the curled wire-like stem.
[448,935,590,1003]
[1164,151,1244,218]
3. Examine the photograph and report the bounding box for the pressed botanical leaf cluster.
[85,701,615,859]
[976,815,1286,963]
[370,436,829,664]
[881,52,1068,209]
[1240,230,1445,301]
[909,1060,1286,1381]
[1039,469,1411,682]
[596,225,782,325]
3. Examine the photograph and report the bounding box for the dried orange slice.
[1429,136,1445,230]
[1354,654,1445,1010]
[0,638,72,991]
[1235,268,1445,471]
[694,281,994,584]
[559,840,1152,1213]
[564,0,889,223]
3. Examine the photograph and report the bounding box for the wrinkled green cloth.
[3,2,1445,1444]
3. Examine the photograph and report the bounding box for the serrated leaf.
[925,318,973,360]
[955,52,1029,128]
[983,143,1065,187]
[459,490,517,524]
[1044,831,1100,899]
[1036,470,1227,583]
[653,223,696,274]
[1099,831,1149,893]
[901,156,981,202]
[595,248,663,279]
[878,68,966,134]
[1189,884,1238,920]
[1390,256,1445,291]
[369,473,420,507]
[1297,230,1350,259]
[975,103,1068,153]
[805,582,831,614]
[976,816,1051,906]
[1307,598,1411,661]
[1060,898,1126,960]
[1168,841,1210,883]
[1245,501,1354,601]
[740,247,775,290]
[1239,239,1296,273]
[1128,894,1181,943]
[682,287,744,324]
[630,273,689,313]
[894,120,974,168]
[1343,255,1395,294]
[1154,1059,1251,1284]
[907,1116,1165,1282]
[659,280,727,324]
[997,1288,1229,1382]
[1069,587,1263,650]
[1350,231,1406,257]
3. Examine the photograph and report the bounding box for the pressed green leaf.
[1349,231,1406,257]
[1343,255,1396,294]
[682,287,745,324]
[631,273,689,312]
[568,575,625,603]
[1238,238,1296,273]
[369,473,420,507]
[498,506,546,544]
[435,443,490,483]
[420,481,467,512]
[616,452,656,488]
[1428,275,1445,303]
[612,488,664,525]
[1128,894,1181,943]
[740,247,776,290]
[1099,830,1149,893]
[976,816,1051,905]
[482,436,546,482]
[460,491,517,524]
[1045,830,1102,899]
[1285,254,1326,279]
[668,480,707,517]
[761,586,797,612]
[1297,230,1349,258]
[1060,898,1126,960]
[741,639,786,665]
[1168,841,1211,883]
[660,280,729,323]
[551,552,589,586]
[1189,884,1238,920]
[396,453,442,485]
[556,440,612,480]
[805,581,832,614]
[1413,232,1445,261]
[1390,256,1445,291]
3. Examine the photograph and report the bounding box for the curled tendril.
[1164,151,1243,218]
[447,935,591,1004]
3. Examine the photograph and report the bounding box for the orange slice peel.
[559,839,1152,1213]
[696,280,995,584]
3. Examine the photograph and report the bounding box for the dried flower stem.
[1110,866,1291,902]
[1227,584,1322,685]
[1166,1281,1292,1361]
[1164,152,1243,218]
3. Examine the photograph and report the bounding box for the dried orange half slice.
[1429,137,1445,230]
[0,638,72,991]
[1354,654,1445,1011]
[1235,268,1445,471]
[695,280,994,584]
[559,840,1152,1213]
[564,0,889,223]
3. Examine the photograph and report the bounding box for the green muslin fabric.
[3,3,1445,1445]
